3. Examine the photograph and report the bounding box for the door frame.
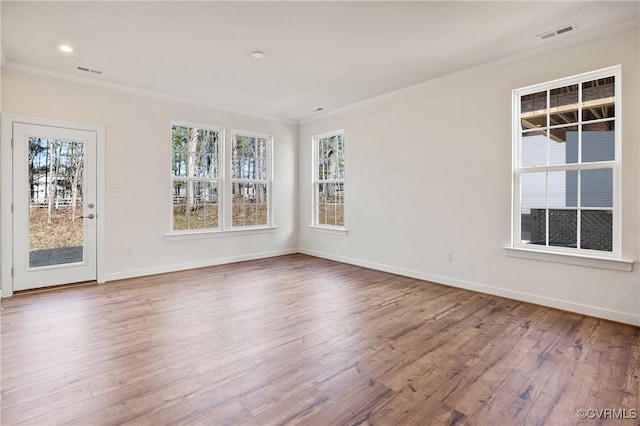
[1,114,106,297]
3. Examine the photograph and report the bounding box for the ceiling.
[2,1,638,121]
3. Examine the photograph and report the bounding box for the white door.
[12,123,97,291]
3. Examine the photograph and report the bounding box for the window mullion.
[577,78,583,250]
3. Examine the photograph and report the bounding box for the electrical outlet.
[444,250,453,262]
[126,248,133,256]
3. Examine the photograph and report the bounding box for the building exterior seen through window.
[513,66,620,255]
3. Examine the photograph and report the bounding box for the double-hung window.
[512,66,621,257]
[231,131,272,227]
[171,123,222,231]
[171,123,272,232]
[312,130,345,229]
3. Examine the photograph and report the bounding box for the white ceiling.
[2,1,639,121]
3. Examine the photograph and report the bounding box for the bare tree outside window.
[313,131,345,227]
[171,124,221,230]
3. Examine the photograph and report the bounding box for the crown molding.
[1,61,297,125]
[300,16,639,124]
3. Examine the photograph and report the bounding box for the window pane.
[521,172,546,207]
[336,134,345,178]
[316,182,344,226]
[521,130,548,167]
[549,84,578,126]
[582,77,615,121]
[172,181,218,230]
[172,126,220,178]
[548,170,577,207]
[581,210,612,251]
[549,209,577,248]
[549,126,578,165]
[318,135,343,180]
[232,135,255,180]
[232,203,246,227]
[232,182,267,226]
[257,137,269,180]
[173,205,189,230]
[522,208,546,246]
[314,132,345,228]
[582,125,614,162]
[581,168,612,207]
[520,208,532,243]
[520,91,547,130]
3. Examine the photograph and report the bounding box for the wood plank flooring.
[1,254,638,425]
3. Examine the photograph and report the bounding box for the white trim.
[230,129,272,140]
[172,120,224,134]
[170,121,224,233]
[164,226,277,240]
[229,129,274,228]
[1,113,107,296]
[308,225,348,236]
[2,62,296,125]
[300,18,639,124]
[299,248,640,326]
[313,129,345,140]
[105,248,296,282]
[312,130,346,229]
[511,65,622,259]
[1,115,14,297]
[504,246,632,272]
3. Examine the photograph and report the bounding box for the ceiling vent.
[537,24,578,41]
[77,66,102,75]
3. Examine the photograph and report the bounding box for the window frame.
[168,122,276,237]
[510,65,622,260]
[170,120,224,233]
[311,129,347,233]
[228,129,273,229]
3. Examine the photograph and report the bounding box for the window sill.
[503,246,633,272]
[164,226,277,241]
[309,226,348,236]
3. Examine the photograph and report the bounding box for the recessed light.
[251,50,266,59]
[59,45,74,53]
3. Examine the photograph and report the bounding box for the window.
[231,131,271,227]
[171,123,222,231]
[512,66,620,257]
[313,130,345,228]
[170,123,273,233]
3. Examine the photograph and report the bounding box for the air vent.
[77,66,102,75]
[537,24,578,41]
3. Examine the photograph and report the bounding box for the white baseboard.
[299,248,640,327]
[104,249,298,282]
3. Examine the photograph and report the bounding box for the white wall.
[298,28,640,325]
[1,70,298,283]
[2,27,637,326]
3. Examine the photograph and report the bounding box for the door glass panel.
[28,138,84,267]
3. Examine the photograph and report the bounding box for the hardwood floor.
[1,254,638,425]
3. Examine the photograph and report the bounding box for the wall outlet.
[126,248,133,256]
[444,250,453,262]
